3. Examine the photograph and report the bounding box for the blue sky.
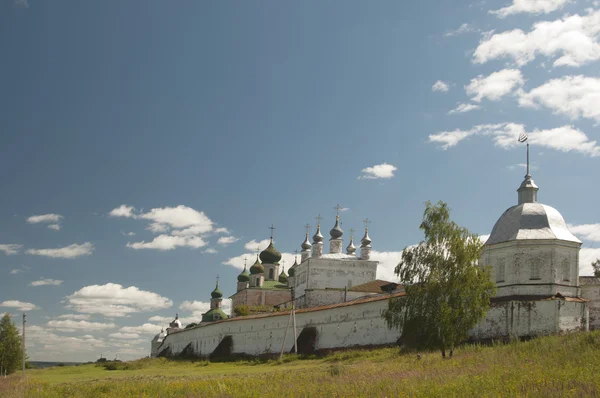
[1,0,599,361]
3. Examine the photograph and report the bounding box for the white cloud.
[46,319,117,332]
[465,69,524,102]
[490,0,572,18]
[213,227,230,234]
[479,234,491,244]
[27,213,63,224]
[429,123,600,156]
[10,269,23,275]
[109,332,140,339]
[0,300,38,311]
[445,23,474,37]
[217,236,239,246]
[121,231,136,237]
[474,10,600,67]
[244,239,271,252]
[171,225,210,236]
[580,248,600,275]
[568,223,600,242]
[359,163,397,179]
[0,244,23,255]
[371,250,403,282]
[27,242,94,259]
[140,205,213,230]
[146,222,169,233]
[109,205,136,218]
[203,248,218,254]
[448,103,481,114]
[180,299,232,319]
[26,326,107,360]
[119,323,163,335]
[47,224,61,231]
[432,80,450,92]
[127,234,207,250]
[518,75,600,122]
[65,283,173,317]
[57,314,91,320]
[30,278,63,287]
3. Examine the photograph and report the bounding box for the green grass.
[2,332,600,397]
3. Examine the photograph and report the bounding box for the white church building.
[151,170,596,358]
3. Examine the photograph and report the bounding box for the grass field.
[2,331,600,397]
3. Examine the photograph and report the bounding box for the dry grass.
[1,331,600,397]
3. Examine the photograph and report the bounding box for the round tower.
[249,254,264,287]
[260,237,282,281]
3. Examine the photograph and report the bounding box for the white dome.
[486,203,581,246]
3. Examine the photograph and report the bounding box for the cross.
[349,228,355,238]
[304,223,311,234]
[269,224,276,239]
[334,204,343,216]
[315,214,323,226]
[363,218,371,229]
[243,257,247,267]
[255,246,261,256]
[216,274,220,285]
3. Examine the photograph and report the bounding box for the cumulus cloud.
[244,239,271,252]
[518,75,600,122]
[0,244,23,255]
[47,224,61,231]
[429,123,600,156]
[217,236,239,246]
[203,248,218,254]
[119,323,164,335]
[126,235,207,250]
[569,223,600,242]
[474,10,600,67]
[358,163,397,179]
[490,0,572,18]
[213,227,230,234]
[465,69,524,102]
[65,283,173,317]
[432,80,450,92]
[57,314,91,320]
[448,103,481,114]
[0,300,38,311]
[140,205,213,231]
[180,299,232,319]
[46,319,117,332]
[27,213,63,224]
[109,332,140,339]
[27,242,94,259]
[580,248,600,275]
[109,205,136,218]
[371,250,403,282]
[30,278,63,287]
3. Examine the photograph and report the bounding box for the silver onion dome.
[346,237,356,254]
[301,233,312,250]
[313,224,324,243]
[329,215,343,240]
[361,228,371,247]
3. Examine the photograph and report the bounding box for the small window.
[496,259,506,283]
[562,259,570,282]
[530,259,541,280]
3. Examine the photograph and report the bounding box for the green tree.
[383,201,497,358]
[592,259,600,278]
[0,313,24,374]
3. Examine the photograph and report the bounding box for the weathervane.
[518,132,529,176]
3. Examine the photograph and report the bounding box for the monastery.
[151,168,600,358]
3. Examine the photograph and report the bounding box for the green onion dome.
[201,308,228,323]
[288,258,298,277]
[259,238,282,264]
[249,255,264,275]
[278,267,289,284]
[211,282,223,299]
[237,265,250,282]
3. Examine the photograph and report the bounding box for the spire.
[517,132,538,204]
[313,215,324,243]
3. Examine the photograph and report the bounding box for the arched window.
[496,258,506,283]
[562,258,570,282]
[530,259,541,280]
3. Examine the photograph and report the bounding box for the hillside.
[2,332,600,397]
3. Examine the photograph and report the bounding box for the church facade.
[151,171,596,359]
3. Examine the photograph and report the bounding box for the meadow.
[2,331,600,397]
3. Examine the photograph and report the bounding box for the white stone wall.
[329,239,342,254]
[304,289,376,308]
[155,297,400,358]
[481,240,580,298]
[293,258,378,303]
[580,277,600,330]
[470,299,588,340]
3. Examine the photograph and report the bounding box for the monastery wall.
[470,299,588,340]
[231,289,292,309]
[154,295,400,358]
[303,289,375,308]
[580,277,600,330]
